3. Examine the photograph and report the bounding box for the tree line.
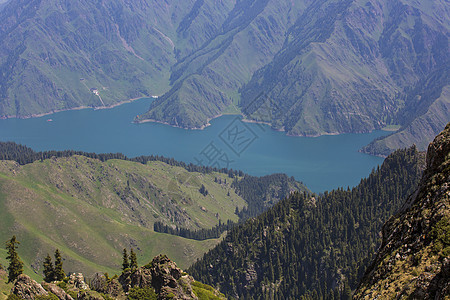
[0,141,244,177]
[153,220,235,241]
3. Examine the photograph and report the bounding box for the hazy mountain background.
[0,0,448,156]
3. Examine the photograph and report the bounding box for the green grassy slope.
[0,269,13,300]
[0,155,247,280]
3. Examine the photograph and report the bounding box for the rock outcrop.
[10,274,49,299]
[68,273,89,291]
[355,123,450,299]
[41,282,74,300]
[119,254,214,299]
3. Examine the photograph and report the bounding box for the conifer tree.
[43,253,54,282]
[54,249,65,281]
[122,248,129,271]
[129,248,138,270]
[5,236,23,283]
[341,281,352,300]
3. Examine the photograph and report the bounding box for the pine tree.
[130,248,138,270]
[54,249,65,281]
[122,248,129,271]
[43,253,54,282]
[341,281,352,300]
[5,236,23,283]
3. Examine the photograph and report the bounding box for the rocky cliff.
[355,123,450,299]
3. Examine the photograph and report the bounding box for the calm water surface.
[0,98,388,192]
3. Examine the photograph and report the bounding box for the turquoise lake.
[0,98,389,192]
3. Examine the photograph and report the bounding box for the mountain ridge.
[355,122,450,299]
[0,146,307,281]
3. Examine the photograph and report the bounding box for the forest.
[188,146,425,299]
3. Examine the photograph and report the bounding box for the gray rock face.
[11,274,48,300]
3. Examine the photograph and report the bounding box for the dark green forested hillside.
[188,146,424,299]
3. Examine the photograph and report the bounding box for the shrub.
[127,287,157,300]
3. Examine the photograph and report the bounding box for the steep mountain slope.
[0,0,199,118]
[355,123,450,299]
[137,0,308,129]
[241,0,449,138]
[0,146,306,279]
[137,0,449,153]
[188,146,424,298]
[362,68,450,156]
[1,0,448,155]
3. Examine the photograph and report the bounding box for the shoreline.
[138,114,384,138]
[1,100,395,140]
[135,113,224,130]
[0,97,148,120]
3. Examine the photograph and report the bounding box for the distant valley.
[0,0,448,156]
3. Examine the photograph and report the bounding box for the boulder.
[42,282,74,300]
[89,273,107,293]
[68,273,89,290]
[11,274,48,300]
[105,279,123,297]
[119,254,198,299]
[77,291,103,300]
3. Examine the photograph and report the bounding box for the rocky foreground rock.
[9,254,224,299]
[10,274,49,299]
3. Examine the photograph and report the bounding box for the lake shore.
[0,97,147,120]
[137,113,385,139]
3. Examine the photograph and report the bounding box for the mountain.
[355,123,450,299]
[140,0,449,152]
[362,69,450,156]
[187,145,424,298]
[1,0,448,155]
[0,143,306,280]
[0,0,199,118]
[136,0,308,129]
[240,0,449,139]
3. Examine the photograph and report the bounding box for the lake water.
[0,98,388,192]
